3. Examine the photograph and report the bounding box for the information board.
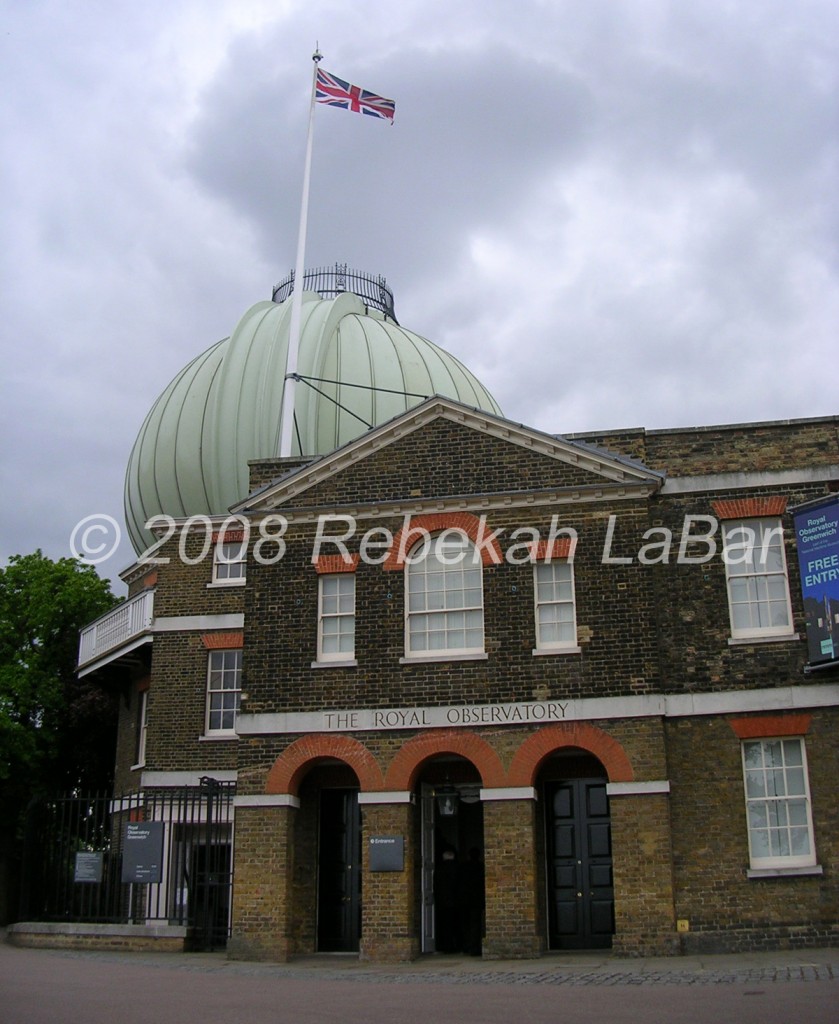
[369,835,404,872]
[74,851,104,883]
[121,821,164,883]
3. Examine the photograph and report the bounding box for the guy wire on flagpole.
[278,47,323,458]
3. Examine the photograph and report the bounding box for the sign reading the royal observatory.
[793,496,839,665]
[237,698,580,736]
[121,822,164,884]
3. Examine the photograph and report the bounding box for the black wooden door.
[317,789,361,951]
[546,779,614,949]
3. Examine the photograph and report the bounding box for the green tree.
[0,550,119,921]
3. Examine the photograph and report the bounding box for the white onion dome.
[124,268,502,553]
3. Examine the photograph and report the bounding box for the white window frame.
[532,560,580,653]
[205,649,242,735]
[317,573,356,663]
[211,540,246,585]
[721,517,793,640]
[741,736,817,871]
[134,688,148,768]
[403,531,485,660]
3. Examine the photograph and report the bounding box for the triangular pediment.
[234,396,664,516]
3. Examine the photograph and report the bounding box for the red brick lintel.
[728,713,812,739]
[211,529,246,543]
[383,512,503,571]
[712,497,787,520]
[202,632,244,650]
[530,537,574,561]
[313,554,361,574]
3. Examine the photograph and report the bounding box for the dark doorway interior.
[189,839,232,951]
[317,788,361,952]
[432,790,485,955]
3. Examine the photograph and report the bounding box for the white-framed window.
[135,688,148,767]
[205,649,242,734]
[318,574,356,662]
[405,532,484,657]
[212,540,246,584]
[533,561,578,650]
[722,518,793,638]
[741,737,816,870]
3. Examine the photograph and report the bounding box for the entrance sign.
[369,835,404,872]
[74,851,103,883]
[239,697,576,735]
[792,496,839,665]
[121,821,164,883]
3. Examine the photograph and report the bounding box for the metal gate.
[19,783,234,951]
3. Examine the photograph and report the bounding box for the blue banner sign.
[793,496,839,665]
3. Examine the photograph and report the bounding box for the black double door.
[317,789,361,952]
[546,778,614,949]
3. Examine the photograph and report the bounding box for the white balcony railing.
[78,589,154,669]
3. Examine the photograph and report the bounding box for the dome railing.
[272,263,397,322]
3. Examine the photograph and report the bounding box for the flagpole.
[278,48,323,458]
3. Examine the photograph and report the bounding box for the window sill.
[399,652,489,665]
[747,864,823,879]
[532,646,582,657]
[311,659,358,669]
[206,579,246,589]
[728,632,799,646]
[199,733,239,741]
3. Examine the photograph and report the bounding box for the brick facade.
[99,400,839,960]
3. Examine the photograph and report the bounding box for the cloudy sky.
[2,0,837,592]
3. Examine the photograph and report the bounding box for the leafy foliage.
[0,551,118,791]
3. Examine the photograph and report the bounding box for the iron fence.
[273,263,397,322]
[19,783,235,951]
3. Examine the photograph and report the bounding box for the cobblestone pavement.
[3,942,837,1024]
[7,944,837,986]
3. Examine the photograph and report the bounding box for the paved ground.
[1,941,837,1024]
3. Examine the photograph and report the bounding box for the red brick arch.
[382,512,503,570]
[265,734,385,795]
[384,730,506,790]
[507,723,634,786]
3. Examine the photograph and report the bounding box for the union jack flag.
[315,69,395,123]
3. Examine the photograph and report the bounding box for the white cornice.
[607,781,671,796]
[481,787,538,802]
[234,794,300,809]
[357,791,413,805]
[236,683,839,737]
[661,465,839,495]
[152,614,244,632]
[245,482,659,525]
[140,770,238,787]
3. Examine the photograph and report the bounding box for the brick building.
[79,391,839,960]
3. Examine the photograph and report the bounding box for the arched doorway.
[538,750,614,950]
[296,762,362,953]
[415,756,485,955]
